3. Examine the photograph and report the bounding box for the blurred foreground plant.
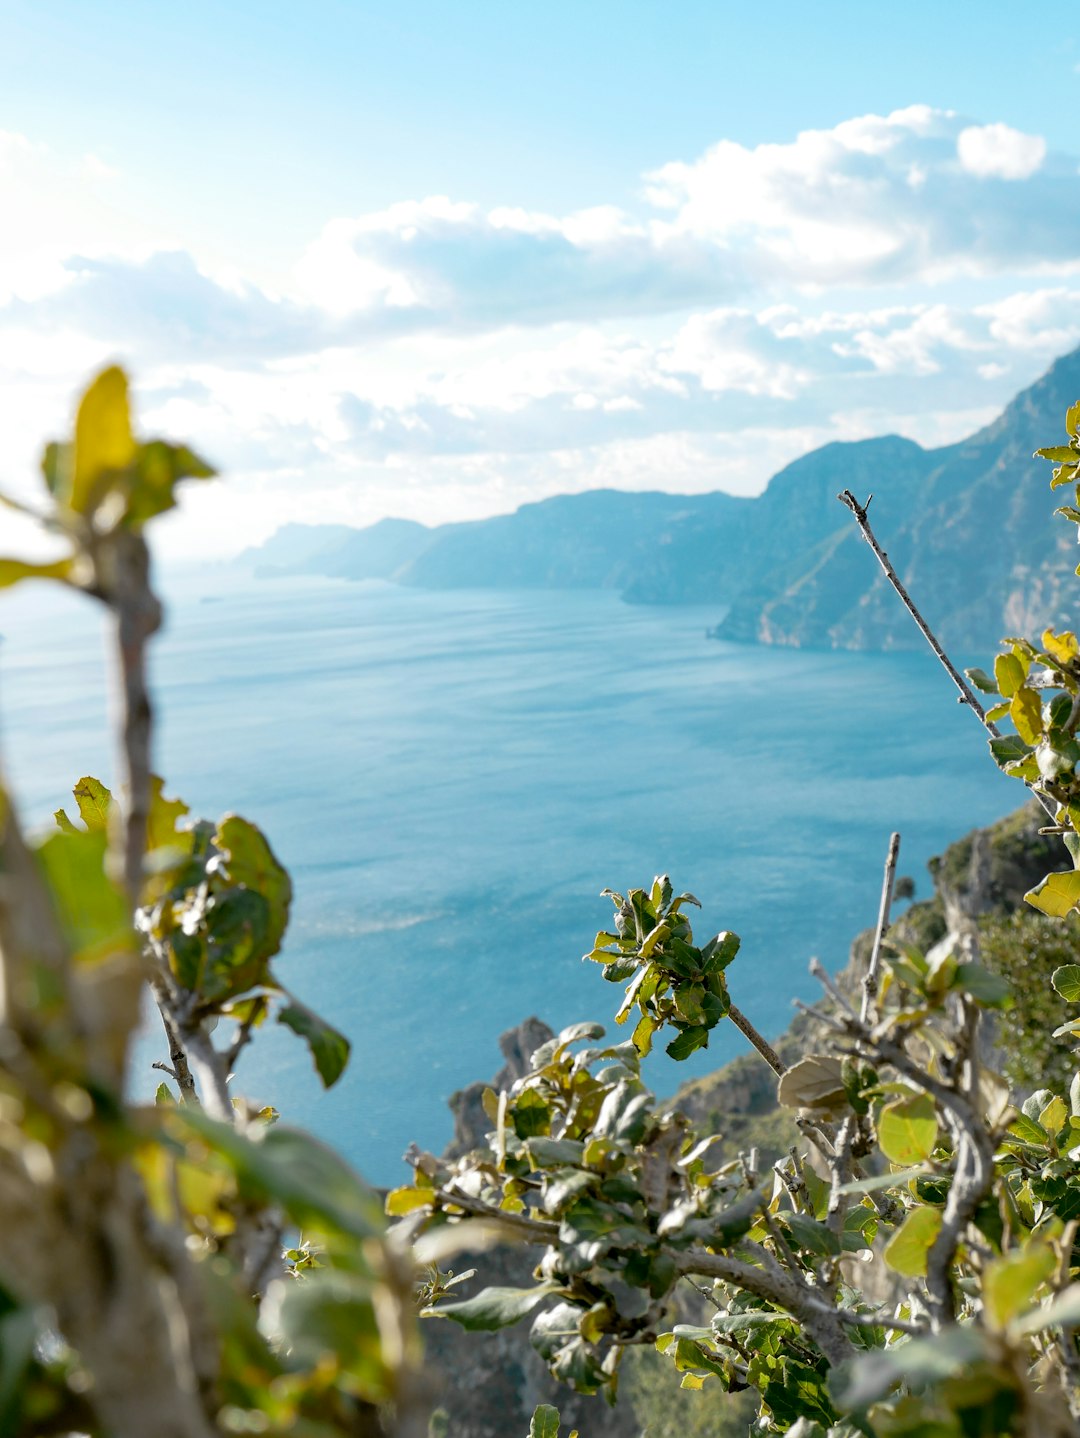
[0,370,425,1437]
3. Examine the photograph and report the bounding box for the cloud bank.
[1,107,1078,557]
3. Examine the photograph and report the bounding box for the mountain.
[720,347,1080,649]
[240,346,1080,650]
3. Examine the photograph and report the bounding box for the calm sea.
[0,571,1017,1183]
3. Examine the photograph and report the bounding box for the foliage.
[0,370,424,1437]
[408,399,1080,1436]
[6,368,1080,1438]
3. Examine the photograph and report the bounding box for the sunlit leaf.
[1025,870,1080,918]
[71,366,136,515]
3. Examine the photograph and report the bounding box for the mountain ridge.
[239,346,1080,650]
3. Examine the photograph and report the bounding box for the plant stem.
[862,831,900,1025]
[837,491,1057,822]
[727,1001,786,1076]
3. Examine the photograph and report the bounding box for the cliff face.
[241,347,1080,651]
[421,802,1068,1437]
[718,347,1080,650]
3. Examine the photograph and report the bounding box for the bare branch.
[837,490,1057,823]
[727,1001,786,1076]
[862,832,900,1025]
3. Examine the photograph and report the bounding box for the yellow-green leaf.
[384,1185,435,1217]
[71,366,136,515]
[994,652,1025,699]
[1043,628,1079,666]
[878,1094,938,1165]
[0,556,74,589]
[1010,687,1043,746]
[883,1205,943,1277]
[72,775,112,832]
[983,1243,1056,1330]
[1025,870,1080,918]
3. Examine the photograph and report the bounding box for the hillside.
[241,345,1080,650]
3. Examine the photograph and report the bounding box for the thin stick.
[837,492,998,733]
[861,832,900,1025]
[838,491,1057,823]
[727,1001,786,1076]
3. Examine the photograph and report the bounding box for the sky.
[1,0,1080,560]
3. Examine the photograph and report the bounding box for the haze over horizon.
[2,1,1080,560]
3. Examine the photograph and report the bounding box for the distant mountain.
[240,346,1080,650]
[719,347,1080,650]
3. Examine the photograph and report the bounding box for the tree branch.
[837,491,1057,823]
[727,1002,786,1076]
[862,832,900,1025]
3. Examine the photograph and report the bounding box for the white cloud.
[2,111,1080,558]
[957,122,1046,180]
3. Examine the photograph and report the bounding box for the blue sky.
[1,1,1079,556]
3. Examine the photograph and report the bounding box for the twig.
[809,958,858,1019]
[862,832,900,1025]
[431,1187,560,1243]
[793,1000,851,1037]
[837,491,1057,823]
[727,1002,786,1076]
[837,492,998,731]
[157,1006,198,1103]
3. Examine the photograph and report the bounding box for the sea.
[0,570,1018,1185]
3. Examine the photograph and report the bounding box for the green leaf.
[264,1268,391,1397]
[278,999,351,1087]
[983,1243,1056,1330]
[1035,446,1080,464]
[883,1204,943,1276]
[594,1080,650,1144]
[429,1283,560,1332]
[834,1327,989,1410]
[1066,401,1080,440]
[203,887,272,1001]
[952,962,1012,1007]
[214,815,292,960]
[177,1112,384,1242]
[524,1137,587,1169]
[53,808,78,834]
[127,440,215,526]
[529,1405,561,1438]
[1025,870,1080,918]
[1007,1112,1049,1146]
[836,1164,931,1195]
[72,775,112,831]
[1052,964,1080,1002]
[0,556,74,589]
[878,1093,938,1164]
[147,776,191,852]
[781,1211,841,1257]
[1010,1281,1080,1335]
[965,667,999,695]
[666,1025,709,1061]
[34,828,133,965]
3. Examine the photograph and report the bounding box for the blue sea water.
[0,572,1017,1184]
